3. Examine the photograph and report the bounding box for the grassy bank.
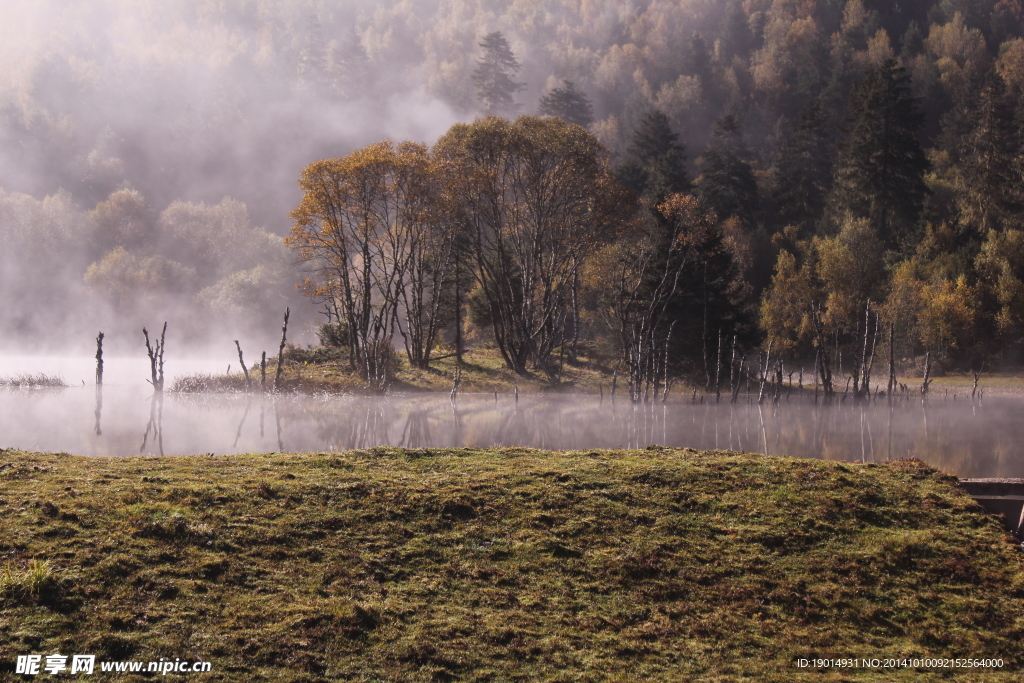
[175,345,620,395]
[1,447,1022,681]
[926,373,1024,396]
[173,343,1024,398]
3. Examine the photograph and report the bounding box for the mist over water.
[1,357,1020,479]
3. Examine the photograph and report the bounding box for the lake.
[0,356,1021,479]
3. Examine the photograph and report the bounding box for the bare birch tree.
[603,194,719,402]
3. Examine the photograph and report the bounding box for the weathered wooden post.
[235,340,251,392]
[887,322,896,398]
[714,328,722,403]
[728,335,737,403]
[450,367,462,404]
[757,341,772,405]
[921,350,932,396]
[96,331,104,387]
[731,354,745,405]
[260,352,267,393]
[274,308,290,392]
[813,349,820,404]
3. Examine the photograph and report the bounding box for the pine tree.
[298,14,327,85]
[719,1,753,63]
[616,110,690,203]
[687,34,713,85]
[773,98,835,235]
[615,112,749,380]
[538,80,593,127]
[473,32,524,116]
[899,21,924,62]
[696,114,758,230]
[833,58,929,247]
[329,28,370,97]
[957,71,1022,234]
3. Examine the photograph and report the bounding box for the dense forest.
[1,0,1023,383]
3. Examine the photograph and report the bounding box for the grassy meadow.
[0,447,1022,681]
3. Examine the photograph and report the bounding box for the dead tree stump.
[94,331,103,387]
[143,323,167,393]
[235,340,251,392]
[274,308,290,392]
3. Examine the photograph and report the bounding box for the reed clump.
[170,372,248,393]
[0,373,67,388]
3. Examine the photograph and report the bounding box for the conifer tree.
[616,110,690,203]
[298,14,327,85]
[773,98,835,235]
[614,112,749,381]
[719,1,753,63]
[329,28,370,97]
[696,114,758,230]
[833,58,929,248]
[473,32,524,116]
[957,71,1022,234]
[538,80,594,127]
[899,21,924,62]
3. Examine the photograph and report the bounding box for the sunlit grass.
[176,344,623,396]
[0,447,1021,681]
[926,373,1024,394]
[0,559,57,603]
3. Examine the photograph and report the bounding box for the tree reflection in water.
[2,388,1022,478]
[139,393,163,456]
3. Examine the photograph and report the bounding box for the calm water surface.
[0,356,1021,478]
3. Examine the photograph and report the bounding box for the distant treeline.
[294,32,1024,399]
[0,188,298,347]
[3,0,1024,367]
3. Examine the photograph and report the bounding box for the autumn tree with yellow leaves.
[287,114,751,394]
[435,116,626,376]
[288,141,448,382]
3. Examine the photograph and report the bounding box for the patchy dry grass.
[390,345,618,394]
[176,345,622,396]
[0,448,1022,681]
[925,373,1024,396]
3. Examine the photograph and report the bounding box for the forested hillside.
[1,0,1022,378]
